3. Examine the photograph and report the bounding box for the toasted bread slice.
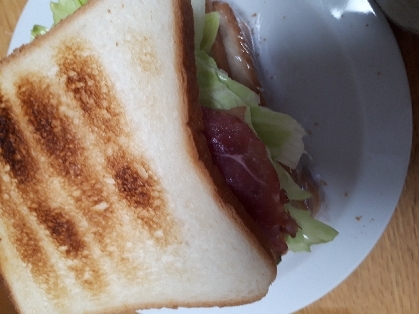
[0,0,276,313]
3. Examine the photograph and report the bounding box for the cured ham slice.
[201,106,299,259]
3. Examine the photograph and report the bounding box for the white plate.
[7,0,412,313]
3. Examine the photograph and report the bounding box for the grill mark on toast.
[55,39,180,247]
[1,93,107,294]
[17,79,83,179]
[32,207,84,259]
[16,75,108,208]
[15,74,127,289]
[0,101,66,299]
[26,204,105,291]
[0,106,36,184]
[108,153,175,245]
[55,40,122,139]
[113,163,153,208]
[0,199,66,301]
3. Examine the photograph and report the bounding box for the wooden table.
[1,1,418,313]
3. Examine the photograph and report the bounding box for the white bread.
[0,0,276,313]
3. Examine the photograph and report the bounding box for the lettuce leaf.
[31,0,88,38]
[51,0,88,25]
[272,162,312,201]
[191,0,206,50]
[286,204,338,252]
[196,50,260,110]
[250,105,306,169]
[31,25,49,40]
[200,12,220,53]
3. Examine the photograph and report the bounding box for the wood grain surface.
[0,0,418,313]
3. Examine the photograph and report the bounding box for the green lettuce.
[286,204,338,252]
[31,0,88,39]
[272,162,312,201]
[191,0,205,49]
[51,0,88,25]
[31,25,49,40]
[200,12,220,53]
[196,50,260,110]
[250,106,306,169]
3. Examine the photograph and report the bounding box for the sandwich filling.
[201,106,299,259]
[193,0,338,260]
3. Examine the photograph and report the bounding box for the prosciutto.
[201,106,299,259]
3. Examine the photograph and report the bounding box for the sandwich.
[0,0,337,313]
